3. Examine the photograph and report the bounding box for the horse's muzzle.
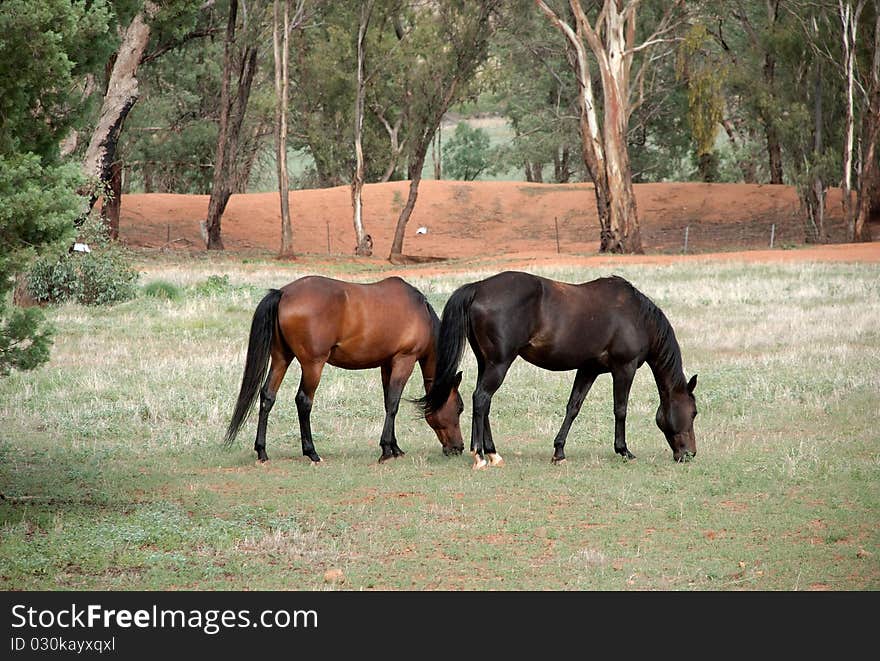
[443,446,463,456]
[674,450,696,462]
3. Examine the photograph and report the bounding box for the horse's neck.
[648,362,683,403]
[646,340,685,402]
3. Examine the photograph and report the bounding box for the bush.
[142,280,183,301]
[191,274,232,297]
[25,216,139,306]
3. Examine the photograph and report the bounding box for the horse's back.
[276,275,432,368]
[469,271,649,370]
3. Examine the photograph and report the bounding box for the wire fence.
[641,212,851,254]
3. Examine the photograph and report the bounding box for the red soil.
[118,180,879,267]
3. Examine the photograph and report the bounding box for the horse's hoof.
[486,453,504,467]
[551,457,566,465]
[471,451,488,470]
[255,459,269,467]
[378,455,393,464]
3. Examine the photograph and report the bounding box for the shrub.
[142,280,183,301]
[191,274,232,297]
[25,216,139,306]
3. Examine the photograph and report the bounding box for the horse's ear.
[687,374,698,393]
[453,371,463,387]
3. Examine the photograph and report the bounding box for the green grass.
[1,259,878,590]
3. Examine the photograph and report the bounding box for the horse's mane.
[610,276,687,389]
[424,296,441,338]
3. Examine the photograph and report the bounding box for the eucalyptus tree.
[537,0,687,254]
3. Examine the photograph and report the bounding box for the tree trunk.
[722,118,758,183]
[697,152,718,182]
[805,55,826,243]
[433,125,442,180]
[762,0,784,185]
[840,0,863,240]
[79,2,158,225]
[235,119,268,194]
[528,161,544,183]
[143,162,154,193]
[205,0,258,250]
[853,4,879,243]
[554,147,571,183]
[101,160,123,240]
[274,0,294,257]
[351,2,373,256]
[374,108,405,183]
[592,1,642,253]
[389,157,426,261]
[602,90,642,253]
[763,54,784,184]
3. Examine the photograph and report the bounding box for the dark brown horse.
[225,276,465,463]
[419,272,698,469]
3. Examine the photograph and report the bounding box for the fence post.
[683,225,689,254]
[326,221,331,254]
[554,217,561,254]
[769,223,776,249]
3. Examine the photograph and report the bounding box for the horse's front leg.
[611,363,637,460]
[471,359,512,470]
[378,358,416,462]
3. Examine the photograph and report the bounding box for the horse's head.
[656,374,698,462]
[425,371,465,455]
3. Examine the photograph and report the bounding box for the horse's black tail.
[224,289,283,446]
[416,283,477,416]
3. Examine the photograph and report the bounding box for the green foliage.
[443,122,495,181]
[0,153,82,375]
[487,4,583,182]
[191,274,233,297]
[676,23,727,181]
[0,308,54,377]
[122,19,224,194]
[0,0,113,160]
[0,154,81,277]
[142,280,183,301]
[25,216,139,306]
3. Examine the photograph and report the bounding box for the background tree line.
[2,0,879,372]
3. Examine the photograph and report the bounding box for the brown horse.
[225,276,465,463]
[419,272,697,468]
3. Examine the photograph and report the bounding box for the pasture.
[1,255,878,590]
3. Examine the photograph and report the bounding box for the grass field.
[1,256,878,590]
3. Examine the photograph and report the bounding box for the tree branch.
[141,27,221,65]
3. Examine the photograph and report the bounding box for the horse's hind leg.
[551,368,598,464]
[611,362,637,460]
[255,349,292,463]
[378,357,417,462]
[295,360,325,463]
